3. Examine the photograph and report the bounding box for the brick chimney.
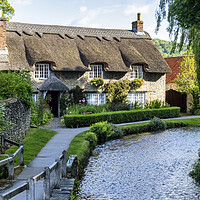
[0,9,7,51]
[132,13,143,33]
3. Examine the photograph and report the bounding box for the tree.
[156,0,200,86]
[175,56,199,112]
[0,0,14,20]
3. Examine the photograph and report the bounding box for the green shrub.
[64,107,180,128]
[90,121,114,143]
[145,100,162,109]
[190,150,200,183]
[0,71,34,106]
[31,100,53,126]
[109,125,124,139]
[149,117,166,131]
[121,123,151,135]
[85,132,97,149]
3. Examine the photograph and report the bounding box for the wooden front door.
[48,91,59,117]
[166,89,187,113]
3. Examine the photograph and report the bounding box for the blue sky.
[9,0,170,41]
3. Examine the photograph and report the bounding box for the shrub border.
[64,107,180,128]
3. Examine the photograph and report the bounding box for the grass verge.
[5,128,57,166]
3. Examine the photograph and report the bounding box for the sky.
[8,0,170,41]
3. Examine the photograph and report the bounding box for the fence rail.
[0,150,77,200]
[0,136,24,179]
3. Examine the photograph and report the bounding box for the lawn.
[5,128,57,166]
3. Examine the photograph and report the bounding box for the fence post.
[43,167,51,200]
[54,159,61,189]
[26,177,35,200]
[8,154,14,179]
[62,150,67,178]
[1,135,5,154]
[20,144,24,166]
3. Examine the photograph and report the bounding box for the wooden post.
[20,144,24,166]
[1,135,5,154]
[54,159,61,189]
[26,178,35,200]
[62,150,67,178]
[8,154,14,179]
[43,167,50,200]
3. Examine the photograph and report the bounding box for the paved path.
[0,118,89,200]
[1,115,200,199]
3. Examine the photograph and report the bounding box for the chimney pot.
[137,13,141,21]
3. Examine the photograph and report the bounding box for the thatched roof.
[2,21,170,73]
[39,73,69,91]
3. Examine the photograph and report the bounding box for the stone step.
[50,178,75,200]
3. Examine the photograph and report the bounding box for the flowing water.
[80,127,200,200]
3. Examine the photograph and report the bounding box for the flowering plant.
[91,77,104,88]
[130,78,144,90]
[79,98,86,103]
[46,94,52,102]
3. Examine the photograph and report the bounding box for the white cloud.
[80,6,88,13]
[15,0,32,5]
[124,4,149,16]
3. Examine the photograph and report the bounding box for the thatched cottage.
[0,13,170,116]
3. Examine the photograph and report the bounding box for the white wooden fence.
[0,136,24,179]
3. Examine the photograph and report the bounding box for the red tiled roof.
[165,56,184,83]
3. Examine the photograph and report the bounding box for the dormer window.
[34,63,50,79]
[130,65,143,79]
[89,64,103,79]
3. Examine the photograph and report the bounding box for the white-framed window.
[34,63,50,79]
[89,64,103,79]
[128,92,145,105]
[87,93,106,105]
[32,94,37,102]
[130,65,143,79]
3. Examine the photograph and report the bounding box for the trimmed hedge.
[64,107,180,128]
[121,121,186,136]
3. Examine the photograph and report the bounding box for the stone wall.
[0,98,31,144]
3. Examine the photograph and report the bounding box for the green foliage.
[91,77,104,88]
[0,165,8,179]
[31,100,53,126]
[0,71,34,106]
[68,178,81,200]
[85,132,97,149]
[175,56,199,112]
[0,0,14,20]
[156,0,200,87]
[90,121,114,143]
[104,79,130,104]
[64,107,180,128]
[190,149,200,184]
[60,92,70,116]
[175,56,197,94]
[64,104,109,115]
[0,103,7,130]
[152,39,187,57]
[69,86,86,105]
[149,117,166,131]
[67,131,91,178]
[144,100,162,109]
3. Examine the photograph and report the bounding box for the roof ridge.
[6,21,151,40]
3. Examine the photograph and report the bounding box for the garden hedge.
[64,107,180,128]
